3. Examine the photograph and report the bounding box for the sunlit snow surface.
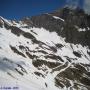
[53,16,65,22]
[0,17,90,90]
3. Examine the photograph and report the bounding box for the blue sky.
[0,0,85,19]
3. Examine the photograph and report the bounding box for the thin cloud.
[66,0,79,9]
[84,0,90,14]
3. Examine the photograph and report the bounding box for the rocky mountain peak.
[30,7,90,48]
[0,7,90,90]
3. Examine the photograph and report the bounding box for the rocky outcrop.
[30,7,90,48]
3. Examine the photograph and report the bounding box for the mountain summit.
[0,7,90,90]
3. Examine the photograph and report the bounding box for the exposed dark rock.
[10,45,26,57]
[30,7,90,48]
[0,7,90,90]
[21,17,34,27]
[49,46,57,52]
[64,56,72,62]
[31,14,64,33]
[80,77,90,86]
[10,26,24,36]
[87,51,90,56]
[55,63,90,89]
[23,32,36,40]
[26,52,35,59]
[37,50,48,54]
[15,68,24,76]
[31,30,37,35]
[17,64,27,74]
[32,59,60,69]
[45,83,48,87]
[55,78,64,88]
[55,77,71,88]
[45,54,64,62]
[0,19,3,28]
[55,43,63,48]
[19,45,26,50]
[52,62,68,72]
[34,71,44,78]
[73,51,81,58]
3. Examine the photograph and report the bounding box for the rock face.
[31,7,90,47]
[0,7,90,90]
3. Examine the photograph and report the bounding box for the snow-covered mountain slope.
[0,8,90,90]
